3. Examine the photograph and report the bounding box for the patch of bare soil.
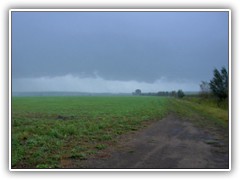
[71,115,229,169]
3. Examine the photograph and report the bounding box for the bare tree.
[199,81,211,98]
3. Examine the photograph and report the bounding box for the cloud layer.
[12,12,229,85]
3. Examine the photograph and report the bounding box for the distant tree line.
[132,89,185,98]
[132,67,228,102]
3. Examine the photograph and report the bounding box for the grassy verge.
[167,97,229,130]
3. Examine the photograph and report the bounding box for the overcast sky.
[12,11,229,93]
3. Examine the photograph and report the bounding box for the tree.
[171,90,177,97]
[134,89,141,96]
[199,81,211,98]
[209,67,228,100]
[177,89,185,98]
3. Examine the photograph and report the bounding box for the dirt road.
[73,115,229,169]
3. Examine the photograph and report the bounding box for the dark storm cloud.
[12,11,229,91]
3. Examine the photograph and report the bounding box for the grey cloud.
[12,11,229,91]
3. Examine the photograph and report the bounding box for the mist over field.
[12,74,199,93]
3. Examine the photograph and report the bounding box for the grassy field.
[11,96,229,168]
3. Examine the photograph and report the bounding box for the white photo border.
[9,8,231,172]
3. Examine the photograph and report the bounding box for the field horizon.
[12,91,200,97]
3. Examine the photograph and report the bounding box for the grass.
[167,97,229,129]
[12,96,170,168]
[11,95,229,169]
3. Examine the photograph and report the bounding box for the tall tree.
[209,67,228,100]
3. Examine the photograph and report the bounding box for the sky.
[11,11,229,93]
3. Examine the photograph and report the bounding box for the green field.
[11,96,228,168]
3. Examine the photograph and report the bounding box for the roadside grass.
[167,97,229,130]
[12,96,170,168]
[183,96,228,110]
